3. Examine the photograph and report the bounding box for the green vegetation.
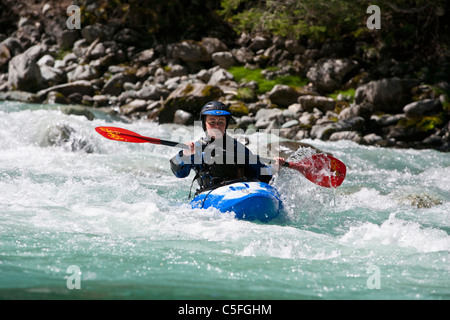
[328,88,356,102]
[219,0,362,41]
[399,113,446,132]
[54,49,71,61]
[228,66,307,94]
[219,0,450,60]
[71,0,449,61]
[235,87,255,102]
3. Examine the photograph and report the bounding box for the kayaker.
[170,101,285,196]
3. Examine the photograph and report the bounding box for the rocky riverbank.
[1,2,449,152]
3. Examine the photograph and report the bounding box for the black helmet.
[200,101,231,131]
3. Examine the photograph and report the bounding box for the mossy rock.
[158,82,223,123]
[229,101,249,116]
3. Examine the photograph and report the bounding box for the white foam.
[339,213,450,253]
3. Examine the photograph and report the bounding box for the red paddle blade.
[287,154,346,188]
[95,127,160,144]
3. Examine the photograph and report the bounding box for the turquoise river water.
[0,101,449,300]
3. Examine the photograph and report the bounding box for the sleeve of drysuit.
[169,141,203,178]
[170,150,194,178]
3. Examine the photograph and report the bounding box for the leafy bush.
[219,0,450,60]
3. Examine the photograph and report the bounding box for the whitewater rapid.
[0,101,449,299]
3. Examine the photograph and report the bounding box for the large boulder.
[254,108,283,129]
[36,80,95,102]
[267,84,300,108]
[310,117,366,140]
[212,51,236,69]
[306,58,358,93]
[135,84,170,100]
[172,40,210,63]
[298,95,335,113]
[403,99,441,117]
[102,72,137,96]
[7,44,48,92]
[354,77,419,113]
[201,37,228,55]
[158,82,223,123]
[67,64,99,82]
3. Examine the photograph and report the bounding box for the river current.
[0,101,449,299]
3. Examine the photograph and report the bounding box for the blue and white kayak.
[190,181,282,222]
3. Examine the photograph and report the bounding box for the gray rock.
[120,99,148,115]
[329,131,362,143]
[7,44,48,92]
[0,37,23,58]
[102,72,137,96]
[61,106,95,121]
[207,68,235,86]
[136,84,169,100]
[72,39,89,57]
[310,117,365,140]
[354,77,419,113]
[89,42,106,60]
[45,91,70,104]
[174,109,194,125]
[114,28,140,44]
[306,58,358,92]
[81,23,114,43]
[338,104,372,121]
[284,39,305,54]
[36,80,95,101]
[254,108,283,122]
[172,40,210,63]
[167,64,188,78]
[248,36,271,51]
[89,53,115,70]
[40,65,66,86]
[212,51,236,69]
[196,69,212,83]
[231,48,254,64]
[201,37,228,55]
[267,84,300,108]
[133,49,155,64]
[298,95,335,113]
[67,64,99,82]
[37,54,55,67]
[58,29,80,50]
[92,94,110,107]
[0,43,12,70]
[0,90,37,103]
[254,108,283,129]
[299,112,319,126]
[371,114,406,127]
[62,52,78,66]
[403,99,441,116]
[281,119,299,128]
[159,82,223,123]
[362,133,384,145]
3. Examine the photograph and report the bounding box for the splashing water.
[0,101,449,300]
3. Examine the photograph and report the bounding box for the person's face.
[205,115,227,139]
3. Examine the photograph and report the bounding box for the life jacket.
[192,135,247,195]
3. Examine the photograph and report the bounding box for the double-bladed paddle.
[95,126,346,188]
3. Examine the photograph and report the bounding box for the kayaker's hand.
[273,157,286,172]
[275,157,286,166]
[183,141,195,156]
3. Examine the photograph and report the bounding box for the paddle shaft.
[95,126,346,187]
[119,132,190,149]
[116,130,281,164]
